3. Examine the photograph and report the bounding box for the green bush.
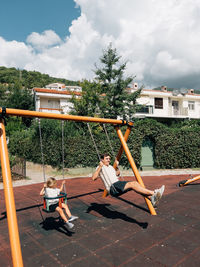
[7,118,200,170]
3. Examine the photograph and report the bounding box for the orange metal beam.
[0,108,128,125]
[113,122,133,169]
[179,174,200,187]
[115,126,157,215]
[0,118,24,267]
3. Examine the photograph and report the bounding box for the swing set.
[38,119,67,213]
[0,107,157,267]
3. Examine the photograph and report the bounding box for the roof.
[34,88,82,96]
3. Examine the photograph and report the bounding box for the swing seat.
[43,192,67,213]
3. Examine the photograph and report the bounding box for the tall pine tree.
[95,43,141,119]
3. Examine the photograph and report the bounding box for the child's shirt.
[45,188,60,205]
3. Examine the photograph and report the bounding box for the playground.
[1,173,200,266]
[1,108,200,266]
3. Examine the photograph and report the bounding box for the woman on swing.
[92,153,165,207]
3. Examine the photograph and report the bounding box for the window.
[154,98,163,109]
[48,100,60,109]
[188,101,195,110]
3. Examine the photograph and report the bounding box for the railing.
[136,105,153,114]
[169,107,188,116]
[39,107,62,114]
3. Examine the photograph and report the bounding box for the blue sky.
[0,0,200,89]
[0,0,80,42]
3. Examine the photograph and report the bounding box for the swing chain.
[87,123,101,161]
[87,122,118,193]
[102,124,115,159]
[61,120,66,193]
[38,119,46,183]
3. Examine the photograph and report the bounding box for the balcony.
[39,107,62,114]
[168,107,188,117]
[136,105,154,114]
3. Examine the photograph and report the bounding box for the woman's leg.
[124,181,154,197]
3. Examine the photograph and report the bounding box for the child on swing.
[40,177,78,230]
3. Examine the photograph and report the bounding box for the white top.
[45,188,60,205]
[99,165,119,192]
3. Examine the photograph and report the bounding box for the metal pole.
[115,126,156,215]
[0,108,128,125]
[113,122,133,169]
[0,118,24,266]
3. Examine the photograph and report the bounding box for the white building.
[129,84,200,119]
[34,82,200,119]
[34,83,82,114]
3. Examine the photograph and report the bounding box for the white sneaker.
[65,221,74,229]
[68,215,79,222]
[151,185,165,207]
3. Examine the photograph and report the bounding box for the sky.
[0,0,200,89]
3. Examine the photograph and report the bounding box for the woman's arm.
[92,161,103,181]
[114,159,120,176]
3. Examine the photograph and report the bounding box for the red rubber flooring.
[1,174,200,267]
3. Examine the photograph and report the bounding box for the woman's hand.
[99,161,104,167]
[114,159,119,167]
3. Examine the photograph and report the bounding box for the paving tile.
[143,244,186,266]
[176,248,200,267]
[78,232,113,252]
[68,254,112,267]
[25,252,61,267]
[96,242,137,266]
[120,230,156,252]
[49,241,92,265]
[0,248,12,267]
[120,253,165,267]
[160,231,199,254]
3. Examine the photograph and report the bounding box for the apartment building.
[34,82,200,120]
[129,84,200,119]
[34,83,82,114]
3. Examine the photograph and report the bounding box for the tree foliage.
[71,80,101,117]
[94,43,142,119]
[0,66,78,88]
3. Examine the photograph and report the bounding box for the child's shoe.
[68,215,79,222]
[65,221,74,229]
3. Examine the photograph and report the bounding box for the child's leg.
[61,203,72,218]
[56,206,69,222]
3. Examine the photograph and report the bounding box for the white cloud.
[1,0,200,89]
[26,30,61,50]
[0,37,33,68]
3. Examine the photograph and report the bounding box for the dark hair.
[100,153,110,160]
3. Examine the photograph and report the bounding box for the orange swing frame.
[179,174,200,187]
[0,107,156,267]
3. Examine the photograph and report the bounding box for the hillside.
[0,66,79,89]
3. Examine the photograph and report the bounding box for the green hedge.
[8,118,200,170]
